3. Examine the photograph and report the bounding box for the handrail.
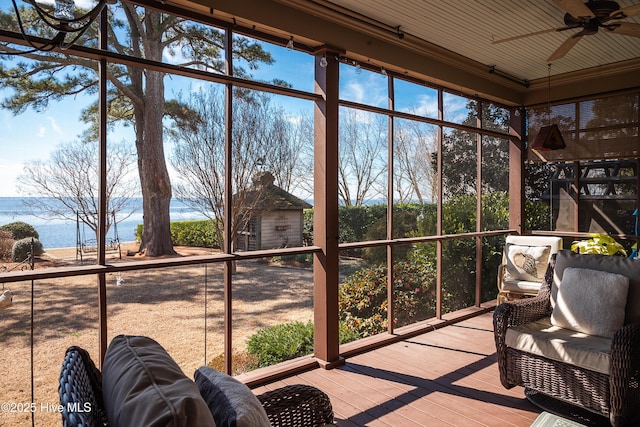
[339,229,516,250]
[0,246,322,284]
[0,229,519,284]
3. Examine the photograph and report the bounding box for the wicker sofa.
[58,335,334,427]
[493,250,640,426]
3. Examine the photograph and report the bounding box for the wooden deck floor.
[254,311,542,426]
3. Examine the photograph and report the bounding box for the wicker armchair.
[493,252,640,426]
[496,235,562,304]
[59,346,335,427]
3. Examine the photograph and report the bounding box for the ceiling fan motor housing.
[563,1,620,29]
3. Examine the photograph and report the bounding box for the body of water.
[0,197,206,249]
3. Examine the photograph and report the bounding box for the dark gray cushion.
[102,335,215,427]
[553,250,640,325]
[194,366,270,427]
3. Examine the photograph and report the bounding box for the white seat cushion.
[500,279,542,293]
[505,317,611,374]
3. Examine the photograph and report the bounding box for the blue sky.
[0,2,463,197]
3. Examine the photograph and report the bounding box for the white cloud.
[342,80,366,104]
[47,116,62,134]
[340,70,388,110]
[414,94,439,118]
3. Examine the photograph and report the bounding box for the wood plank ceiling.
[322,0,640,82]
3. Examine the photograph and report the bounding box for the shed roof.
[236,172,312,210]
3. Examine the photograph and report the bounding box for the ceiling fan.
[493,0,640,61]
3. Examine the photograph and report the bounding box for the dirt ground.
[0,243,314,426]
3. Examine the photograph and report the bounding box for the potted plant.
[571,233,627,256]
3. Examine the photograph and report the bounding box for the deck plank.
[253,311,541,426]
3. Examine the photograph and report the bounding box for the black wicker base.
[525,389,610,427]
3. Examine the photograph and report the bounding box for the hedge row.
[135,219,220,248]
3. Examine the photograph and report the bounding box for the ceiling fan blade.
[547,34,583,61]
[553,0,596,19]
[615,3,640,18]
[492,28,560,44]
[607,22,640,37]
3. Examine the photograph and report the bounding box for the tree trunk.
[136,70,175,256]
[136,16,176,257]
[130,10,175,257]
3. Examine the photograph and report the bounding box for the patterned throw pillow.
[503,244,551,282]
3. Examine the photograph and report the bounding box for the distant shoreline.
[0,197,206,249]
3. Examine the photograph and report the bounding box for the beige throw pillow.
[504,244,551,282]
[552,249,640,324]
[550,267,629,338]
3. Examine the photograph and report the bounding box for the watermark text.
[1,401,92,414]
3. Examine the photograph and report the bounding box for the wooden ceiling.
[322,0,640,82]
[168,0,640,105]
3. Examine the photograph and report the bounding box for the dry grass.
[0,244,314,427]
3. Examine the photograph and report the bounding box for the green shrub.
[247,320,359,367]
[247,321,314,368]
[135,224,143,242]
[339,261,436,337]
[0,221,39,240]
[338,205,387,258]
[302,209,313,246]
[135,219,219,248]
[362,209,420,265]
[170,220,218,248]
[11,237,44,262]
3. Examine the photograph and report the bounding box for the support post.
[509,108,525,234]
[98,9,108,367]
[313,48,343,368]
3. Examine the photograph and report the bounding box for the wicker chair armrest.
[493,292,551,329]
[58,346,108,427]
[257,384,334,427]
[609,321,640,427]
[493,294,552,389]
[494,252,556,330]
[493,254,555,389]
